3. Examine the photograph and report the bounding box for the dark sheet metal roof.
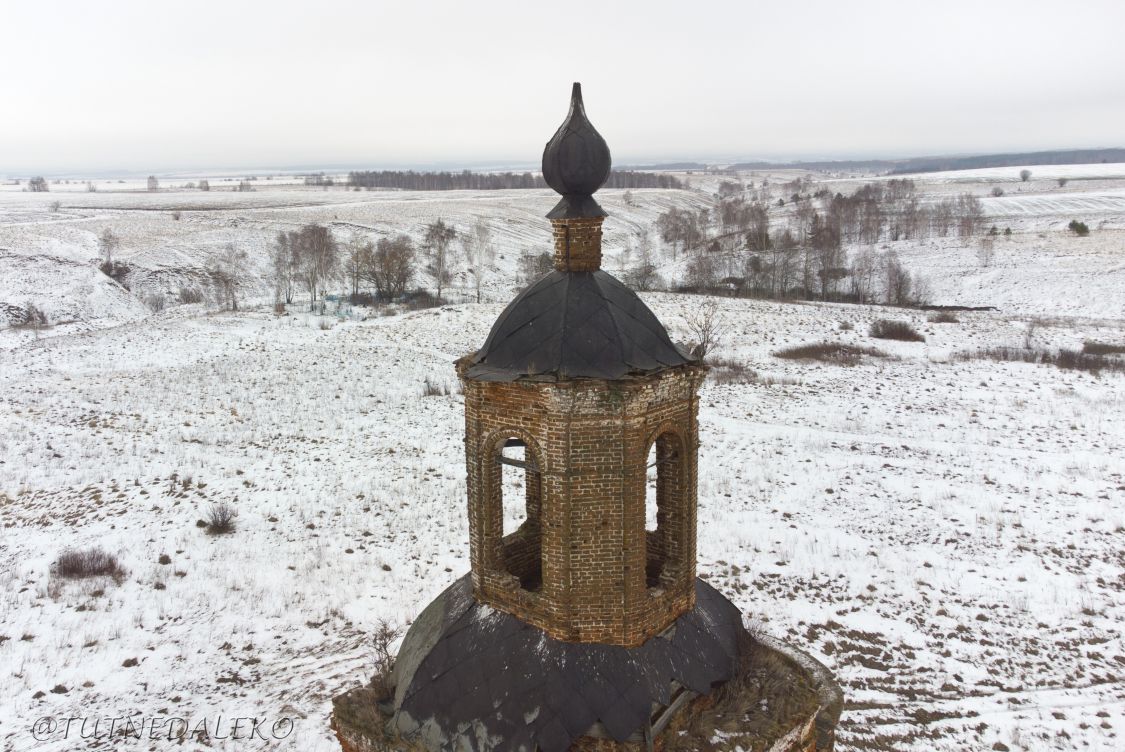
[390,575,745,752]
[466,270,694,382]
[542,83,611,220]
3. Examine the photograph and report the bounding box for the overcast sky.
[3,0,1123,174]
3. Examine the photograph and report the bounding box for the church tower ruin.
[459,82,705,647]
[333,83,841,752]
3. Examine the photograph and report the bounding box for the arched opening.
[495,437,543,592]
[645,432,684,590]
[645,444,659,533]
[500,441,529,532]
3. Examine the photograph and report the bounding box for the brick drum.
[456,356,707,647]
[551,216,604,272]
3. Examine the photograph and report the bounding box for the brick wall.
[457,359,707,647]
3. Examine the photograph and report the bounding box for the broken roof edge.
[461,359,702,384]
[389,574,746,752]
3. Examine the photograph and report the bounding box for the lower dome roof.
[389,574,745,752]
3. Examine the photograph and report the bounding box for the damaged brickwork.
[456,360,707,647]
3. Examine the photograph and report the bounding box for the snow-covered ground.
[1,168,1123,751]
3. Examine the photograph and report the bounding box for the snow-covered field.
[1,168,1124,751]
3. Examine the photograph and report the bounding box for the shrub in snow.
[1082,341,1125,356]
[10,302,49,329]
[954,347,1123,376]
[774,342,889,365]
[869,319,925,342]
[205,502,237,535]
[369,619,401,701]
[422,378,449,397]
[53,547,125,581]
[143,293,166,313]
[179,286,205,304]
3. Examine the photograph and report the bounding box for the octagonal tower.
[456,83,705,647]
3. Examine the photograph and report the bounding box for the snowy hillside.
[1,165,1124,752]
[0,251,148,329]
[0,185,708,333]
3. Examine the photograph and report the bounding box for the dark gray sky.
[3,0,1123,173]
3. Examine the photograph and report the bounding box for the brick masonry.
[551,216,604,272]
[456,360,708,647]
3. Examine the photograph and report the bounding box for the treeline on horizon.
[342,170,684,191]
[727,148,1125,176]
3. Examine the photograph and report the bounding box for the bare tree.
[517,251,553,284]
[294,224,340,307]
[198,179,210,192]
[809,213,844,300]
[344,233,374,301]
[98,228,120,267]
[269,231,298,305]
[956,193,985,238]
[656,207,703,260]
[744,203,770,252]
[849,246,879,302]
[368,235,415,299]
[461,219,494,303]
[625,230,661,291]
[422,219,457,301]
[1019,169,1032,182]
[1057,177,1068,188]
[28,176,48,192]
[207,245,250,311]
[977,236,996,267]
[929,199,955,237]
[883,252,913,306]
[685,252,719,290]
[684,301,723,359]
[147,175,159,192]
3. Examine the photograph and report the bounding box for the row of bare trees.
[264,218,496,308]
[680,232,929,306]
[345,170,683,192]
[343,235,416,301]
[638,178,989,305]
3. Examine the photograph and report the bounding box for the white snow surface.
[1,172,1124,751]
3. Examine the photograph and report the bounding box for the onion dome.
[542,83,612,219]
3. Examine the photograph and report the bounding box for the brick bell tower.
[331,83,841,752]
[457,82,706,646]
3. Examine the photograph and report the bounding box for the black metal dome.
[389,575,745,752]
[542,83,611,219]
[466,270,693,381]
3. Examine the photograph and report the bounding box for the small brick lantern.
[332,83,842,752]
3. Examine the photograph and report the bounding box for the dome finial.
[542,82,612,219]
